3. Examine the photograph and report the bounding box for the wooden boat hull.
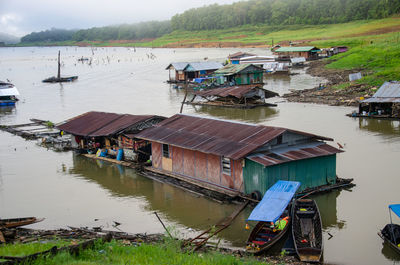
[292,199,323,262]
[246,214,291,254]
[0,217,44,229]
[42,76,78,83]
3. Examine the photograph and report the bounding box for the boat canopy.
[247,180,300,223]
[0,83,20,97]
[389,204,400,218]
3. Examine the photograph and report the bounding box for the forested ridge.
[171,0,400,30]
[20,0,400,43]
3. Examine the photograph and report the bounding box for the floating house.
[213,64,264,86]
[166,62,189,82]
[57,111,165,161]
[0,81,19,106]
[274,46,321,60]
[186,85,279,109]
[166,62,223,83]
[355,81,400,119]
[135,114,342,197]
[228,52,256,64]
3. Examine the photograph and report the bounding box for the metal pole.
[389,207,395,242]
[153,212,173,238]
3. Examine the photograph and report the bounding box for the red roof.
[57,111,160,137]
[247,143,343,166]
[135,114,333,160]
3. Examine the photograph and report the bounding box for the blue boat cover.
[389,204,400,218]
[247,180,300,223]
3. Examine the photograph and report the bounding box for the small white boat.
[0,81,19,106]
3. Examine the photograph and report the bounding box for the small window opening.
[277,135,283,145]
[163,144,170,158]
[222,156,231,175]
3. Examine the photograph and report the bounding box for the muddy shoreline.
[2,227,304,264]
[283,60,375,106]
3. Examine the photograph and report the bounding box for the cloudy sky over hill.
[0,0,238,36]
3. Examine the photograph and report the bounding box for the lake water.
[0,47,399,265]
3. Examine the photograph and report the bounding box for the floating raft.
[0,119,60,140]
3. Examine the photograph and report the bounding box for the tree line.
[21,21,171,43]
[20,0,400,43]
[171,0,400,30]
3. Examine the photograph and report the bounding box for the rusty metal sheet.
[247,143,342,167]
[57,111,158,137]
[135,114,334,160]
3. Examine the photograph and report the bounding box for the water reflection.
[0,106,16,115]
[190,105,278,123]
[313,190,346,230]
[381,240,400,263]
[70,154,251,243]
[357,118,400,138]
[69,154,346,248]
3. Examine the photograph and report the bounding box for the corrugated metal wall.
[243,155,337,195]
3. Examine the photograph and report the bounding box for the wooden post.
[180,82,188,114]
[57,50,61,79]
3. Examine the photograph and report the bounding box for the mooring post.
[153,211,173,238]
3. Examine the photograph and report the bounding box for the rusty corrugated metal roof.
[57,111,160,137]
[361,81,400,103]
[228,52,256,59]
[135,114,333,160]
[247,142,343,167]
[193,85,279,99]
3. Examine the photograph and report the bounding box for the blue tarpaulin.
[247,180,301,223]
[389,204,400,218]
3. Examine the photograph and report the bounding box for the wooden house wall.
[195,151,208,180]
[233,159,243,190]
[150,143,244,192]
[152,142,162,169]
[183,149,196,177]
[172,146,184,174]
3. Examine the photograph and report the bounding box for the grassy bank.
[0,237,276,265]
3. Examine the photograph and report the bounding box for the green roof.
[214,64,263,75]
[275,46,319,52]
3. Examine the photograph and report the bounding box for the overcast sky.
[0,0,239,37]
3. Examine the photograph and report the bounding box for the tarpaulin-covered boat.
[246,180,300,254]
[379,204,400,255]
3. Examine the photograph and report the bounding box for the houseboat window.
[162,144,170,158]
[277,135,283,145]
[222,157,231,175]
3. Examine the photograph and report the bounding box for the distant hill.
[19,0,400,43]
[20,28,77,43]
[0,32,20,44]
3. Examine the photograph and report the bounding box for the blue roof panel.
[389,204,400,218]
[247,180,300,223]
